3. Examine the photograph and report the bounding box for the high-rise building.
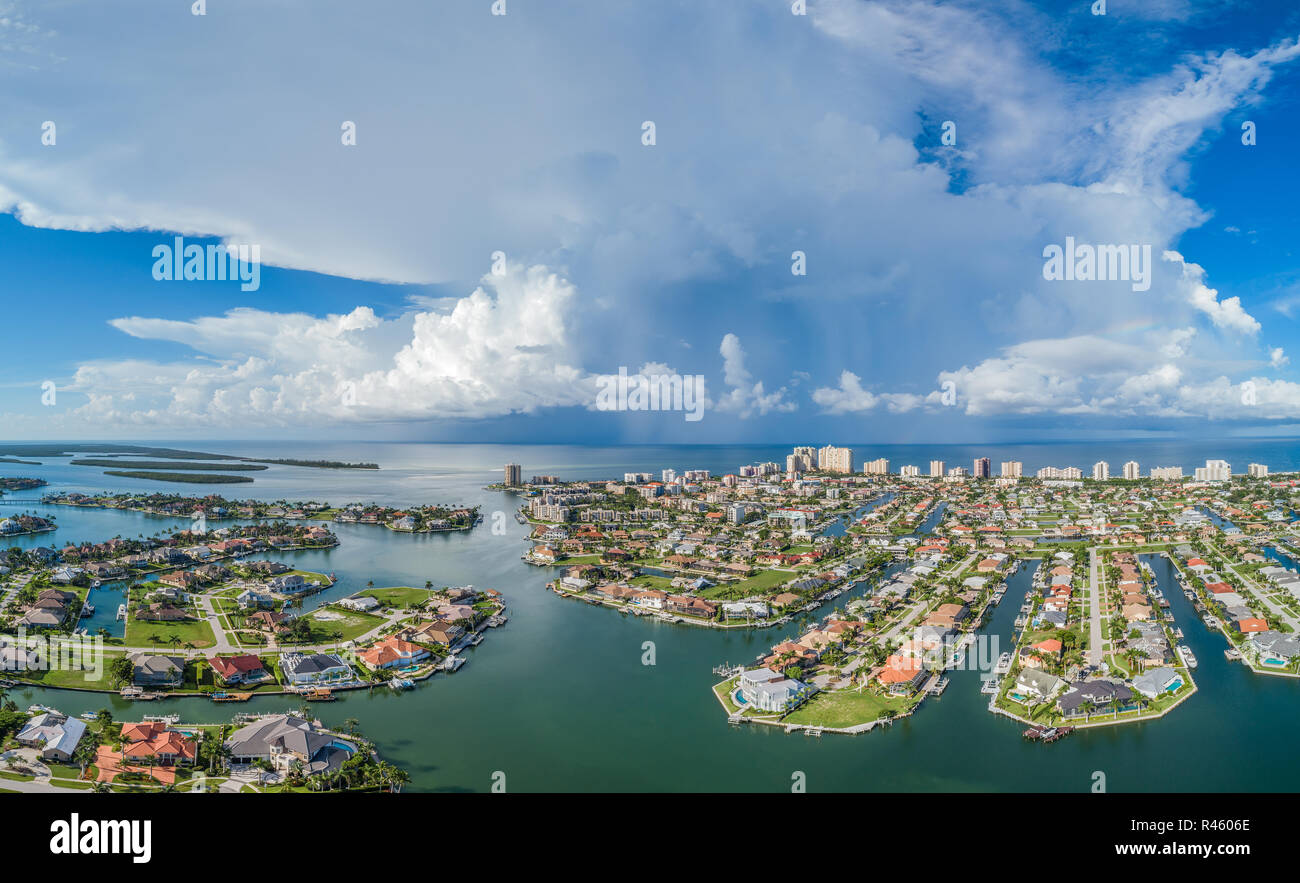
[661,469,677,484]
[1194,459,1231,482]
[1036,466,1083,480]
[504,463,522,486]
[1123,461,1140,480]
[900,465,920,477]
[1248,463,1269,478]
[793,446,818,465]
[1150,466,1183,480]
[1000,461,1022,478]
[947,466,969,478]
[817,445,855,474]
[973,457,991,478]
[1092,461,1109,481]
[929,460,945,478]
[863,457,890,475]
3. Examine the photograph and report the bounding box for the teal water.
[2,441,1299,792]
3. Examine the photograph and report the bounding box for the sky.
[3,0,1300,444]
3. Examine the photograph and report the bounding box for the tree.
[108,656,135,687]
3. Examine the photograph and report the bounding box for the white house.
[16,711,87,762]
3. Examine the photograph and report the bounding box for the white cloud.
[56,263,594,428]
[1165,250,1261,335]
[811,371,921,414]
[714,334,797,419]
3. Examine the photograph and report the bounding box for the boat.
[442,655,466,672]
[143,713,180,724]
[302,687,335,701]
[1024,725,1074,742]
[1202,615,1217,629]
[116,604,127,621]
[1173,627,1184,639]
[980,677,999,694]
[1178,646,1198,669]
[83,603,95,615]
[389,676,415,690]
[1224,647,1242,661]
[994,652,1013,675]
[211,692,252,702]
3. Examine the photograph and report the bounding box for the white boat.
[1178,646,1198,669]
[116,604,127,621]
[994,652,1013,675]
[442,655,466,672]
[980,677,1000,694]
[389,676,415,690]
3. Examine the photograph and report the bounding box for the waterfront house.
[338,595,380,612]
[437,603,476,622]
[398,620,464,646]
[737,667,811,712]
[357,636,430,670]
[1013,668,1066,703]
[268,573,307,594]
[1252,631,1300,663]
[225,714,355,774]
[722,601,769,619]
[158,570,200,590]
[236,588,277,609]
[16,711,87,762]
[1132,667,1184,698]
[1057,679,1135,716]
[876,654,928,693]
[135,603,192,622]
[129,653,186,688]
[120,721,197,766]
[208,653,271,685]
[280,651,353,685]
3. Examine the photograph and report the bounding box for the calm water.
[2,439,1299,792]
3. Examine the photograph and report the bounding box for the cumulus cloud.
[57,264,594,428]
[812,371,922,415]
[714,333,797,419]
[1165,250,1261,335]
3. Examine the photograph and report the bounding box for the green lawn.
[699,568,791,599]
[781,689,917,729]
[4,651,124,689]
[358,586,433,608]
[125,617,217,649]
[288,606,387,643]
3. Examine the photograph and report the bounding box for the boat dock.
[924,675,949,695]
[1023,725,1074,743]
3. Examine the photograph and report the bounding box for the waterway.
[2,441,1299,791]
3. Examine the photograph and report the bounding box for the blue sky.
[3,0,1300,444]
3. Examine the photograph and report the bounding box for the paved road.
[1087,547,1103,666]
